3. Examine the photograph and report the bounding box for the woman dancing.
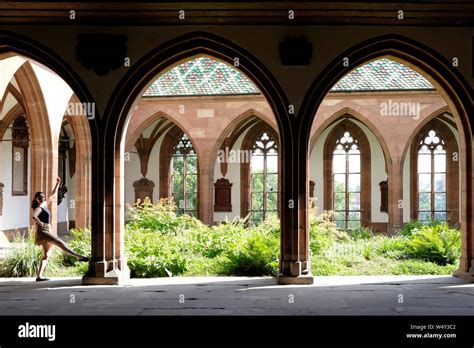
[32,177,89,281]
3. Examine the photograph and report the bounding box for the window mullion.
[431,151,435,219]
[263,152,267,220]
[183,154,187,213]
[345,152,349,229]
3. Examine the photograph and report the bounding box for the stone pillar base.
[82,260,130,285]
[453,268,474,283]
[82,269,129,285]
[290,260,301,276]
[277,274,314,285]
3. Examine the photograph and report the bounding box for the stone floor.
[0,275,473,315]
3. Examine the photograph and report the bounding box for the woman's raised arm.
[47,177,61,205]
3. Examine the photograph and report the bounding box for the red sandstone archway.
[0,50,94,243]
[101,32,295,285]
[300,36,473,281]
[64,94,92,229]
[13,61,56,229]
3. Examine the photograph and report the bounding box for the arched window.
[324,120,371,229]
[170,133,198,216]
[332,131,361,229]
[417,130,446,222]
[411,119,459,225]
[249,131,278,225]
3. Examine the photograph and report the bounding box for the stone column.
[454,142,474,282]
[65,106,92,230]
[277,135,313,285]
[198,149,214,225]
[387,158,404,235]
[82,133,129,285]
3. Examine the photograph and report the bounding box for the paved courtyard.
[0,275,473,316]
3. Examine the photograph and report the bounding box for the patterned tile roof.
[143,57,260,97]
[330,58,434,92]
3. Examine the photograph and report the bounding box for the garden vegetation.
[0,199,461,278]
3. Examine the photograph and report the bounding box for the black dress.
[35,206,61,245]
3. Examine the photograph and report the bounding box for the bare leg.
[51,239,87,260]
[37,242,53,279]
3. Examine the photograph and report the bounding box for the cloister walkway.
[0,276,473,316]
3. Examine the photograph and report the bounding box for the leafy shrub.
[124,198,282,277]
[407,223,461,265]
[401,219,448,237]
[347,228,374,240]
[400,220,424,237]
[124,199,208,277]
[309,211,349,255]
[126,198,195,233]
[309,224,333,255]
[0,228,58,277]
[217,218,280,276]
[182,255,220,276]
[125,227,188,277]
[191,218,247,258]
[368,235,410,259]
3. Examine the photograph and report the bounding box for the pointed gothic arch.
[102,31,294,284]
[300,34,473,281]
[323,119,371,228]
[410,118,459,226]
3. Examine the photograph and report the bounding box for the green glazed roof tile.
[144,57,260,96]
[330,58,434,92]
[144,57,434,96]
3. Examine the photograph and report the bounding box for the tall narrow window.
[411,118,459,226]
[57,128,69,205]
[323,119,372,229]
[170,133,198,216]
[332,131,361,229]
[417,129,447,222]
[250,132,278,225]
[11,115,29,196]
[324,120,371,229]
